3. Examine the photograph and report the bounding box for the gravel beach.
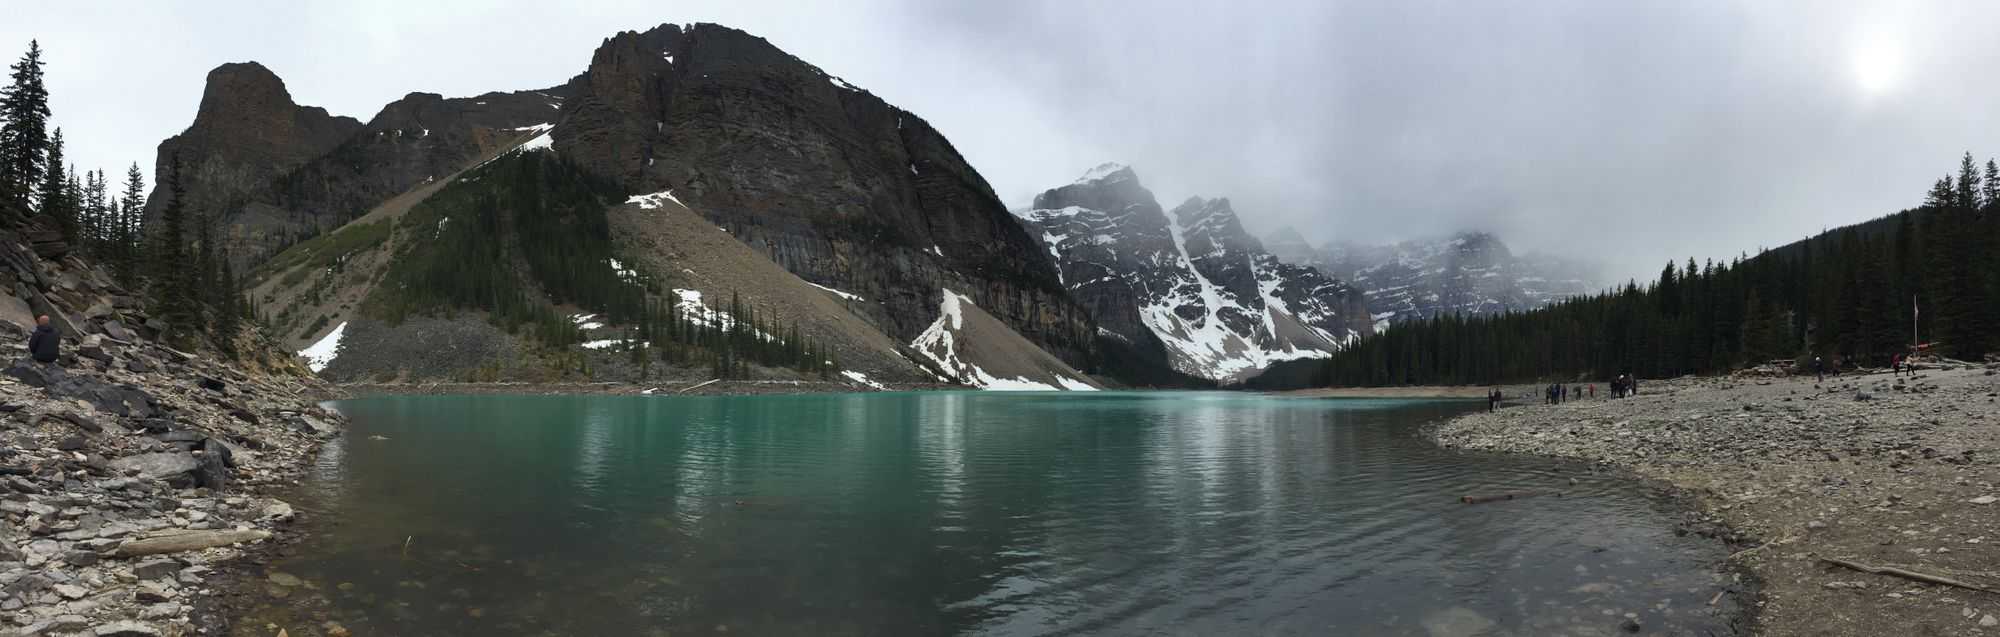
[1432,363,2000,635]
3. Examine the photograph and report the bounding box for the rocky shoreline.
[1430,363,2000,635]
[335,379,962,398]
[0,336,344,637]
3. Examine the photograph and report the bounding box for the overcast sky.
[9,0,2000,282]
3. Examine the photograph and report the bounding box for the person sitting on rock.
[27,315,58,364]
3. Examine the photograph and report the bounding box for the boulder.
[289,413,339,437]
[131,558,181,580]
[77,334,112,363]
[0,293,32,334]
[108,452,197,482]
[3,358,62,387]
[46,374,158,418]
[203,436,237,469]
[194,440,230,490]
[101,319,132,341]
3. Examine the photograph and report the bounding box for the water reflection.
[260,392,1736,636]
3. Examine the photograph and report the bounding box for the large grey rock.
[3,359,60,387]
[76,334,112,363]
[289,413,339,438]
[194,440,230,490]
[131,558,180,580]
[108,452,197,481]
[101,319,132,341]
[0,293,31,334]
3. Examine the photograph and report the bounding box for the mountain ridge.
[1018,165,1370,382]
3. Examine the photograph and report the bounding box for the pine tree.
[1957,153,1982,212]
[0,41,49,213]
[1984,159,2000,210]
[152,155,197,341]
[83,169,106,253]
[37,128,70,232]
[116,164,146,287]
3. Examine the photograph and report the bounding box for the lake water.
[253,392,1738,636]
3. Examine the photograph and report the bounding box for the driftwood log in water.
[1459,491,1561,505]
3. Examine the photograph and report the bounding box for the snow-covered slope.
[911,289,1100,391]
[1018,166,1370,382]
[1281,231,1601,326]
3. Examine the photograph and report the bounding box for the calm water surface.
[260,392,1738,636]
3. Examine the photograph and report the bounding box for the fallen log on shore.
[1821,557,2000,595]
[112,528,272,558]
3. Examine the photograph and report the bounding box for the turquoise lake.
[256,392,1738,636]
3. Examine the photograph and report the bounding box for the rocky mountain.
[549,23,1092,366]
[1270,230,1600,328]
[146,62,567,267]
[204,23,1101,389]
[1017,164,1371,382]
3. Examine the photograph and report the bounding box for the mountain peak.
[1074,162,1133,185]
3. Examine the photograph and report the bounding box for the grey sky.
[9,0,1999,282]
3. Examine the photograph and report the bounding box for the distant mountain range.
[146,21,1599,389]
[1016,164,1371,382]
[1264,228,1603,329]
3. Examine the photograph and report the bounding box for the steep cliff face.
[247,87,570,249]
[147,61,568,267]
[145,63,361,247]
[1173,196,1269,339]
[552,23,1094,365]
[1020,165,1368,382]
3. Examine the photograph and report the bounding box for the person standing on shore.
[1892,353,1903,377]
[27,315,59,364]
[1813,356,1824,382]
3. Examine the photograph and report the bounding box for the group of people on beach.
[1483,374,1639,412]
[1610,374,1638,398]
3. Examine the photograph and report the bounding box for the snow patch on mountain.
[808,282,864,302]
[625,189,686,210]
[1075,162,1129,185]
[910,289,1097,391]
[298,322,347,373]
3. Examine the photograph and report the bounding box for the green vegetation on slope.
[363,150,834,378]
[363,151,626,342]
[254,219,390,281]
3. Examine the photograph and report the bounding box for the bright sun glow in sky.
[1852,34,1904,95]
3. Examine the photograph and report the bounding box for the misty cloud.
[9,0,2000,282]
